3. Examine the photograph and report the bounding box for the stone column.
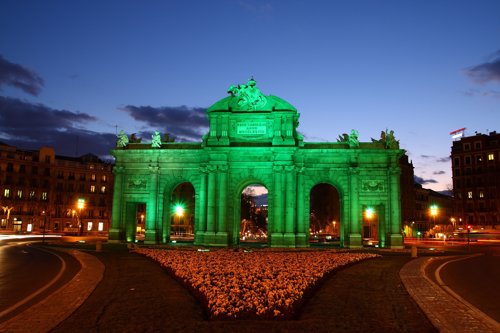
[348,167,362,248]
[271,165,284,246]
[388,166,403,248]
[195,166,207,245]
[216,165,228,244]
[109,166,125,242]
[145,165,159,244]
[205,165,217,242]
[295,166,307,246]
[284,165,296,246]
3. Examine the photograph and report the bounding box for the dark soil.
[51,245,437,333]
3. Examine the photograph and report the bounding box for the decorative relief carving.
[128,178,147,190]
[361,180,386,192]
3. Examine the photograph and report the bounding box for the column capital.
[113,166,125,175]
[148,165,160,174]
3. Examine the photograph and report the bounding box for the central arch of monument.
[109,79,404,248]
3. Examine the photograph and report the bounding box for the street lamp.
[77,198,85,236]
[41,210,47,243]
[365,207,375,238]
[430,204,438,237]
[175,204,184,236]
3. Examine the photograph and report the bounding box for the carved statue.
[348,129,360,148]
[130,133,142,143]
[337,133,349,143]
[151,131,162,148]
[227,78,267,111]
[116,130,129,148]
[371,129,399,149]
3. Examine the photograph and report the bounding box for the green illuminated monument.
[110,79,404,248]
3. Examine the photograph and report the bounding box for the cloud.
[420,155,433,159]
[0,55,44,96]
[433,171,446,175]
[414,175,438,185]
[436,156,450,163]
[120,105,209,141]
[465,50,500,83]
[0,96,115,157]
[460,88,500,99]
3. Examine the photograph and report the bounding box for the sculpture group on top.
[227,78,268,111]
[116,130,174,148]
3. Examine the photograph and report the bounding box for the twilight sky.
[1,0,500,193]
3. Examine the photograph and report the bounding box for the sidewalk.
[400,256,500,333]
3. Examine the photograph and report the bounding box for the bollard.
[411,245,417,258]
[96,240,102,252]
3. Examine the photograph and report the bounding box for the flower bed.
[136,248,379,319]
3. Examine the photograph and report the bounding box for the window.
[464,143,471,151]
[80,174,86,181]
[465,156,471,165]
[467,191,473,199]
[17,190,22,199]
[90,185,96,193]
[100,186,106,194]
[19,165,26,173]
[454,157,460,166]
[479,191,484,198]
[474,141,482,149]
[68,172,75,180]
[91,174,96,181]
[101,175,107,182]
[87,222,93,231]
[4,189,10,198]
[454,169,460,176]
[99,210,105,217]
[476,155,483,163]
[42,192,48,200]
[29,191,35,199]
[57,171,64,179]
[488,153,495,161]
[7,163,13,172]
[79,184,85,193]
[98,222,104,231]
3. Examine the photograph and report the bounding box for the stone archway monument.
[109,79,404,248]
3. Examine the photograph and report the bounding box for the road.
[424,243,500,323]
[0,237,80,323]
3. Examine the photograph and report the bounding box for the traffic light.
[467,225,472,232]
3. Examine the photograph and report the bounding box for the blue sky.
[1,0,499,193]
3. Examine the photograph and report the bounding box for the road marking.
[434,254,500,331]
[0,245,66,320]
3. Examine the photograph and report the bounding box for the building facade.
[451,131,500,228]
[110,80,405,248]
[0,143,114,234]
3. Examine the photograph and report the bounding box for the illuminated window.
[29,191,35,199]
[98,222,104,231]
[467,191,473,199]
[479,191,484,198]
[90,185,96,193]
[91,174,96,181]
[87,222,93,231]
[42,192,48,200]
[17,190,22,198]
[476,155,482,163]
[102,175,107,182]
[4,189,10,198]
[100,186,106,193]
[488,153,495,161]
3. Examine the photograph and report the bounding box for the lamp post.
[175,204,184,236]
[365,207,375,238]
[2,206,14,231]
[77,198,85,236]
[41,210,47,243]
[430,205,438,238]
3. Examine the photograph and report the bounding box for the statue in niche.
[227,78,267,110]
[151,131,162,148]
[348,129,359,148]
[116,130,129,148]
[130,133,142,143]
